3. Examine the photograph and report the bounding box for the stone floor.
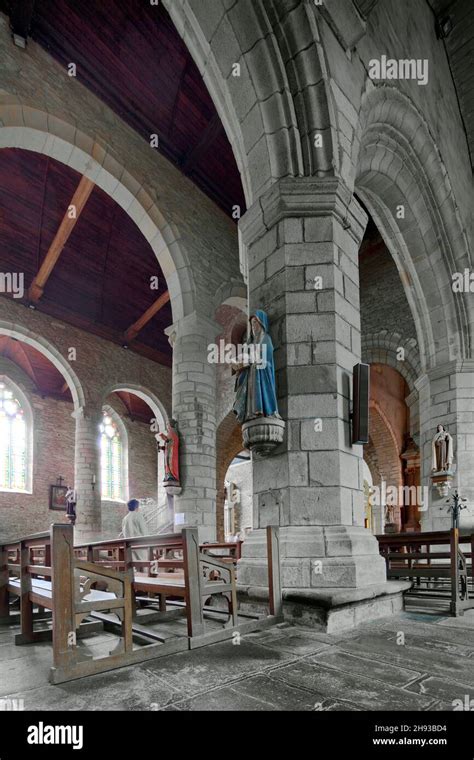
[2,603,474,711]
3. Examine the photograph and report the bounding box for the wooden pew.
[377,528,474,616]
[144,540,243,575]
[1,524,283,683]
[74,535,245,624]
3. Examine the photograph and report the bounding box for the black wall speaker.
[352,363,370,445]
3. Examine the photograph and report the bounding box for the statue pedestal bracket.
[242,416,285,458]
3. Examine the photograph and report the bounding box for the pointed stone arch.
[362,330,421,394]
[163,0,338,206]
[354,86,473,370]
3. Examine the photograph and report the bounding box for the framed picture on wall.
[49,484,68,511]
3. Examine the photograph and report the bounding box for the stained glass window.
[100,412,124,501]
[0,382,28,491]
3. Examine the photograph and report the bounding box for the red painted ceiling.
[114,390,153,425]
[0,333,156,418]
[0,335,72,401]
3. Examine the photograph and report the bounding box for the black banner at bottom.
[0,710,472,757]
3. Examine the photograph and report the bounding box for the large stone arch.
[163,0,337,206]
[213,280,247,317]
[101,383,168,433]
[362,330,421,394]
[354,87,472,371]
[0,320,85,412]
[0,105,192,324]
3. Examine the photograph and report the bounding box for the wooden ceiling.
[0,0,245,215]
[114,390,154,425]
[0,335,73,401]
[0,147,172,363]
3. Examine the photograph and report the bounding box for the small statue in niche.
[432,424,454,473]
[232,310,281,424]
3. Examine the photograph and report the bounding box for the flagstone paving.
[1,609,474,711]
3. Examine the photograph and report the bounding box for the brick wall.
[0,357,74,540]
[0,362,159,541]
[225,459,253,537]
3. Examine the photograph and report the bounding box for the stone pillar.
[238,178,386,591]
[73,404,102,541]
[417,362,474,532]
[167,313,219,542]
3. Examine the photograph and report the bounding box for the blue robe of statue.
[233,310,279,424]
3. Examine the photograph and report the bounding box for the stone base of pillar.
[237,580,411,634]
[73,526,103,544]
[237,526,409,632]
[238,526,387,589]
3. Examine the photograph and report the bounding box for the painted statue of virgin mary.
[232,310,280,424]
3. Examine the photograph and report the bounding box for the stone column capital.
[405,388,419,409]
[417,360,474,387]
[71,403,103,423]
[165,312,221,345]
[239,176,368,248]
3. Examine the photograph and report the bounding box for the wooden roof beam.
[16,341,40,389]
[123,291,170,344]
[28,174,95,303]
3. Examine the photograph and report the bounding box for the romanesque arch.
[101,383,168,433]
[0,106,191,324]
[362,330,421,394]
[0,320,85,412]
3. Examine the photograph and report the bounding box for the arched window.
[0,379,31,492]
[100,410,126,502]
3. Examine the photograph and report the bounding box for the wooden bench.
[377,528,474,616]
[0,524,282,683]
[74,535,245,618]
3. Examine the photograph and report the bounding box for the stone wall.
[225,458,253,536]
[0,357,74,540]
[360,246,417,343]
[215,411,243,541]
